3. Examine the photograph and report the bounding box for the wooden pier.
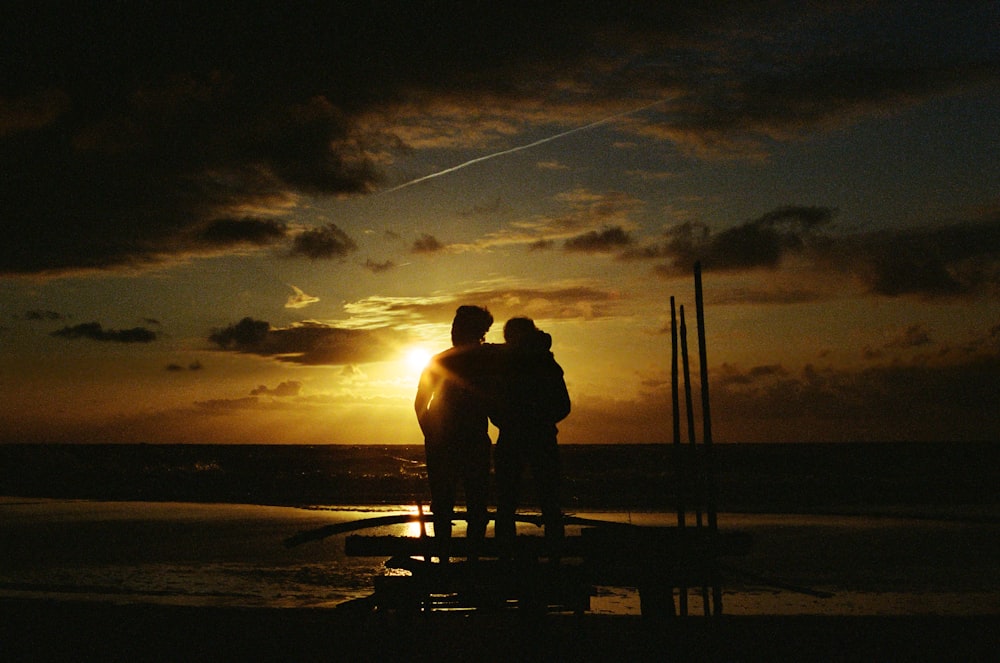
[343,524,752,616]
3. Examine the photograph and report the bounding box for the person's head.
[451,305,493,346]
[503,317,538,346]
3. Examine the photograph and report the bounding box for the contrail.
[379,98,666,194]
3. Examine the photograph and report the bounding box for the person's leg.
[426,442,456,561]
[534,438,564,550]
[493,438,522,552]
[463,441,491,540]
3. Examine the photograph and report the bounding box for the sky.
[1,2,998,445]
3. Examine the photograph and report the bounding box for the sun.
[404,347,432,374]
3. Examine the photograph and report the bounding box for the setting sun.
[405,347,432,374]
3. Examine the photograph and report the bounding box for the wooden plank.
[345,528,751,560]
[368,559,592,614]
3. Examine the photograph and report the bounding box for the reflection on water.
[1,498,998,615]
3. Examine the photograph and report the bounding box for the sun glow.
[404,347,432,375]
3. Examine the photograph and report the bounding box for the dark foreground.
[3,599,997,662]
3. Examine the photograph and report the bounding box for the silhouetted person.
[414,305,497,562]
[492,317,570,559]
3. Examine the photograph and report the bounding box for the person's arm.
[548,363,571,423]
[414,365,437,435]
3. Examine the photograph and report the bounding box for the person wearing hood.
[492,317,571,558]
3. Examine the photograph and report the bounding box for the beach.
[2,498,999,661]
[2,443,998,660]
[3,499,998,614]
[3,599,999,662]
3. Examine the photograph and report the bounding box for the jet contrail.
[379,98,666,194]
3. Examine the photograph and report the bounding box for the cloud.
[564,226,634,253]
[195,217,287,247]
[165,361,202,372]
[250,381,302,397]
[885,324,933,349]
[285,284,319,309]
[0,89,71,137]
[289,223,358,260]
[51,322,157,343]
[25,310,64,321]
[195,397,262,412]
[342,283,627,328]
[705,351,1000,442]
[208,318,270,350]
[412,234,446,254]
[635,206,837,274]
[836,218,1000,298]
[635,206,1000,301]
[471,189,643,252]
[3,3,995,275]
[363,258,397,273]
[208,317,410,365]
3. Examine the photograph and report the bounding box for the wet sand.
[0,599,1000,661]
[3,598,998,662]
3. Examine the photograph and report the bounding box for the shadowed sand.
[3,599,998,662]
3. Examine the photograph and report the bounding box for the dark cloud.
[564,226,633,253]
[289,223,358,260]
[363,258,396,273]
[195,217,287,247]
[412,234,445,254]
[208,318,270,350]
[250,381,302,397]
[52,322,156,343]
[638,206,836,274]
[704,286,822,306]
[885,325,933,349]
[25,310,64,321]
[843,219,1000,297]
[208,317,408,366]
[3,3,995,275]
[195,397,261,412]
[715,363,789,387]
[166,360,203,371]
[707,352,1000,442]
[640,206,1000,300]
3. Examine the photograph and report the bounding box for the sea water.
[2,497,997,616]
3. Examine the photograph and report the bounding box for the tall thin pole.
[694,261,722,615]
[680,305,709,615]
[670,296,683,526]
[679,305,701,527]
[670,297,687,616]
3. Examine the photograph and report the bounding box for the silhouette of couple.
[414,305,570,561]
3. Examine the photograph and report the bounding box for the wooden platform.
[370,558,592,614]
[345,526,752,616]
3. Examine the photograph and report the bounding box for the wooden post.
[680,304,710,615]
[670,296,684,527]
[670,296,688,616]
[679,305,702,527]
[694,261,722,615]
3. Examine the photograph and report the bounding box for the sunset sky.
[2,2,998,445]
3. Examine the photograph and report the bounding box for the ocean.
[1,443,998,616]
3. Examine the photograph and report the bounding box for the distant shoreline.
[2,442,996,514]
